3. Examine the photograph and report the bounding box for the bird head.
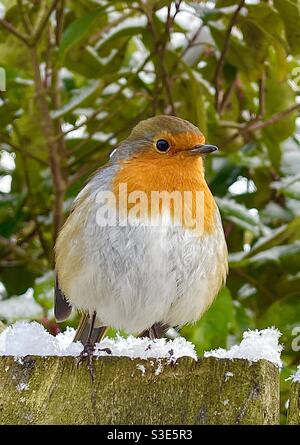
[111,115,218,164]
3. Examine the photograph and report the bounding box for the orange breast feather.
[113,150,217,235]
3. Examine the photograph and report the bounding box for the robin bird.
[54,115,228,359]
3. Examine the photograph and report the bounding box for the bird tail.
[74,312,107,345]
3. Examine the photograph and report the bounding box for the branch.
[0,235,29,259]
[0,235,45,271]
[160,59,176,115]
[223,103,300,146]
[232,268,273,303]
[213,0,245,112]
[0,18,31,46]
[151,4,179,115]
[68,105,151,186]
[258,69,266,118]
[219,120,244,129]
[246,103,300,132]
[54,89,126,142]
[54,56,151,143]
[17,0,33,35]
[30,48,66,243]
[0,139,48,166]
[33,0,60,43]
[55,0,65,45]
[182,23,205,58]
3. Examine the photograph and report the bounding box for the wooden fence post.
[287,381,300,425]
[0,356,279,425]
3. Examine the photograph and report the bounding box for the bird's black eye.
[156,139,170,153]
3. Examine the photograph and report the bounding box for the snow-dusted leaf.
[50,81,101,119]
[216,197,266,236]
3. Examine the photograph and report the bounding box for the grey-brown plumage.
[54,276,72,322]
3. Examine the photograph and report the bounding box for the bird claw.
[77,342,95,382]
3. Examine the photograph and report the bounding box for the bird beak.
[187,144,218,155]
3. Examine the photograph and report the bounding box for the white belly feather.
[56,171,228,333]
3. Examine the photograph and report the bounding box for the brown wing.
[54,275,72,322]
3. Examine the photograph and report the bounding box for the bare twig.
[246,103,300,132]
[182,23,205,58]
[33,0,60,43]
[68,105,151,185]
[31,48,66,243]
[54,56,151,143]
[149,3,179,115]
[0,235,45,270]
[223,102,300,146]
[219,79,237,115]
[89,11,132,45]
[0,139,48,166]
[55,0,65,45]
[17,0,33,34]
[258,69,266,118]
[219,120,244,129]
[233,268,274,304]
[161,60,176,115]
[0,235,29,259]
[213,0,245,112]
[0,18,31,46]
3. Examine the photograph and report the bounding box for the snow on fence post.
[0,356,279,425]
[287,381,300,425]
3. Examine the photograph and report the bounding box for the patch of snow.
[136,364,146,375]
[0,151,15,171]
[229,176,257,195]
[204,328,283,368]
[0,322,197,361]
[155,359,164,376]
[0,2,5,19]
[0,322,82,357]
[224,371,234,382]
[0,175,12,193]
[94,334,197,362]
[0,289,43,322]
[16,383,29,392]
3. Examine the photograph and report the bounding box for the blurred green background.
[0,0,300,421]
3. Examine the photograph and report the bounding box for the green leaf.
[181,287,235,355]
[264,78,297,142]
[50,80,101,119]
[216,197,265,236]
[258,293,300,354]
[0,265,38,295]
[209,25,261,79]
[247,216,300,256]
[33,272,54,311]
[96,26,146,55]
[248,241,300,273]
[272,174,300,200]
[0,102,20,126]
[263,137,282,173]
[274,0,300,55]
[59,7,107,61]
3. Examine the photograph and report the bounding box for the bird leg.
[139,322,169,339]
[77,311,97,381]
